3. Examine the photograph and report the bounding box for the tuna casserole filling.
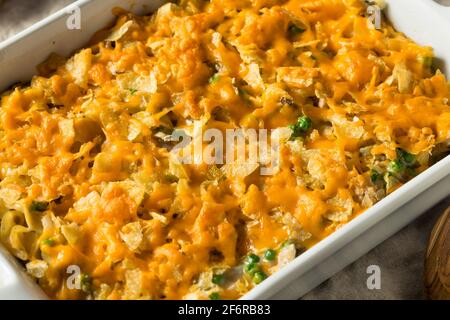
[0,0,449,299]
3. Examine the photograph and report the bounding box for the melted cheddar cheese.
[0,0,449,300]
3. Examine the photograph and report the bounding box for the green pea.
[396,148,416,167]
[209,292,220,300]
[290,116,312,139]
[212,274,224,285]
[244,262,260,275]
[297,116,312,131]
[246,254,260,264]
[264,249,276,261]
[387,159,404,174]
[253,271,267,284]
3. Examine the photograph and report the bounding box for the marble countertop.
[0,0,448,300]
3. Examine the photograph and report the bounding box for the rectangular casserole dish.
[0,0,449,300]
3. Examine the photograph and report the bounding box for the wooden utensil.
[424,206,450,300]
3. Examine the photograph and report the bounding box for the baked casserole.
[0,0,449,300]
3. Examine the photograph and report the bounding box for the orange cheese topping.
[0,0,449,300]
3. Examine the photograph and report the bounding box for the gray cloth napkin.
[0,0,75,42]
[0,0,448,300]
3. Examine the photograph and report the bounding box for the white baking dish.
[0,0,449,300]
